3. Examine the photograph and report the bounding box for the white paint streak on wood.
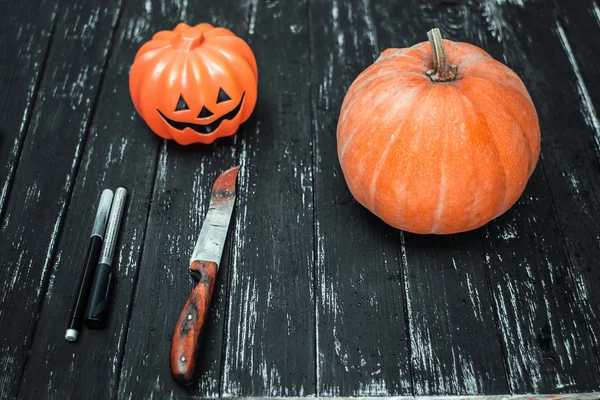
[8,253,24,292]
[562,171,580,193]
[45,251,61,301]
[331,0,345,60]
[248,0,258,35]
[109,322,127,399]
[125,10,151,43]
[489,0,527,7]
[0,53,42,213]
[0,140,21,214]
[0,352,15,398]
[290,145,312,222]
[399,234,458,394]
[465,273,484,322]
[481,0,527,42]
[119,137,128,161]
[346,3,360,54]
[180,0,188,21]
[592,2,600,27]
[314,218,323,393]
[222,137,250,397]
[190,159,206,238]
[119,227,138,277]
[360,0,379,57]
[500,223,517,241]
[39,212,64,299]
[459,352,479,394]
[24,181,41,209]
[357,379,389,396]
[156,140,168,185]
[555,22,600,150]
[81,6,100,43]
[494,277,543,392]
[321,53,334,112]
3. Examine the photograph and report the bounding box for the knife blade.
[171,166,240,384]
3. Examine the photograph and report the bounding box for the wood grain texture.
[472,0,600,391]
[372,1,510,395]
[0,0,58,221]
[117,1,246,398]
[16,1,181,399]
[483,171,600,393]
[442,0,600,393]
[0,2,122,398]
[219,0,315,396]
[2,0,600,397]
[547,0,600,149]
[309,0,411,396]
[550,0,600,364]
[550,0,600,370]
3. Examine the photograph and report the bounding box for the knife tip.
[227,165,241,176]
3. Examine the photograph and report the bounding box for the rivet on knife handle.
[170,260,218,384]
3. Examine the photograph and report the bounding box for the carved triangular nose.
[175,95,188,111]
[198,106,213,118]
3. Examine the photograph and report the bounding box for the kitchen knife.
[171,166,240,384]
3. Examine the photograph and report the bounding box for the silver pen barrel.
[99,187,128,265]
[91,189,114,239]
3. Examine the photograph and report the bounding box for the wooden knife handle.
[170,260,217,384]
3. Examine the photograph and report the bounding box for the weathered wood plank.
[0,2,122,399]
[552,0,600,146]
[474,0,600,391]
[423,0,600,393]
[309,0,411,396]
[220,0,315,396]
[0,0,58,220]
[16,1,187,399]
[372,1,510,395]
[483,172,600,393]
[117,2,248,398]
[3,0,600,398]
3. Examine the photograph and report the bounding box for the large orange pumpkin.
[130,23,258,145]
[337,29,540,234]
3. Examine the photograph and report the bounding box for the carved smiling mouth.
[158,92,245,134]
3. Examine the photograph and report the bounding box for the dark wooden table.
[2,0,600,399]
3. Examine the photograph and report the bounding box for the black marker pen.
[84,187,127,329]
[65,189,114,342]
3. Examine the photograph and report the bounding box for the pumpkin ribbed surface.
[130,23,258,145]
[337,33,540,234]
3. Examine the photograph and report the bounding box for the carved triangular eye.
[216,88,231,103]
[175,95,189,111]
[198,106,213,118]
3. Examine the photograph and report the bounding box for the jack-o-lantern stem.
[171,30,204,51]
[426,28,458,82]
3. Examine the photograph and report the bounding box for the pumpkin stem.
[426,28,458,82]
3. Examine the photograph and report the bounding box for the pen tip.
[65,329,79,342]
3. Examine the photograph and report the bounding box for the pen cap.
[84,263,112,328]
[85,187,127,329]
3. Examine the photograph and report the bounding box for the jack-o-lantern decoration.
[130,23,258,145]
